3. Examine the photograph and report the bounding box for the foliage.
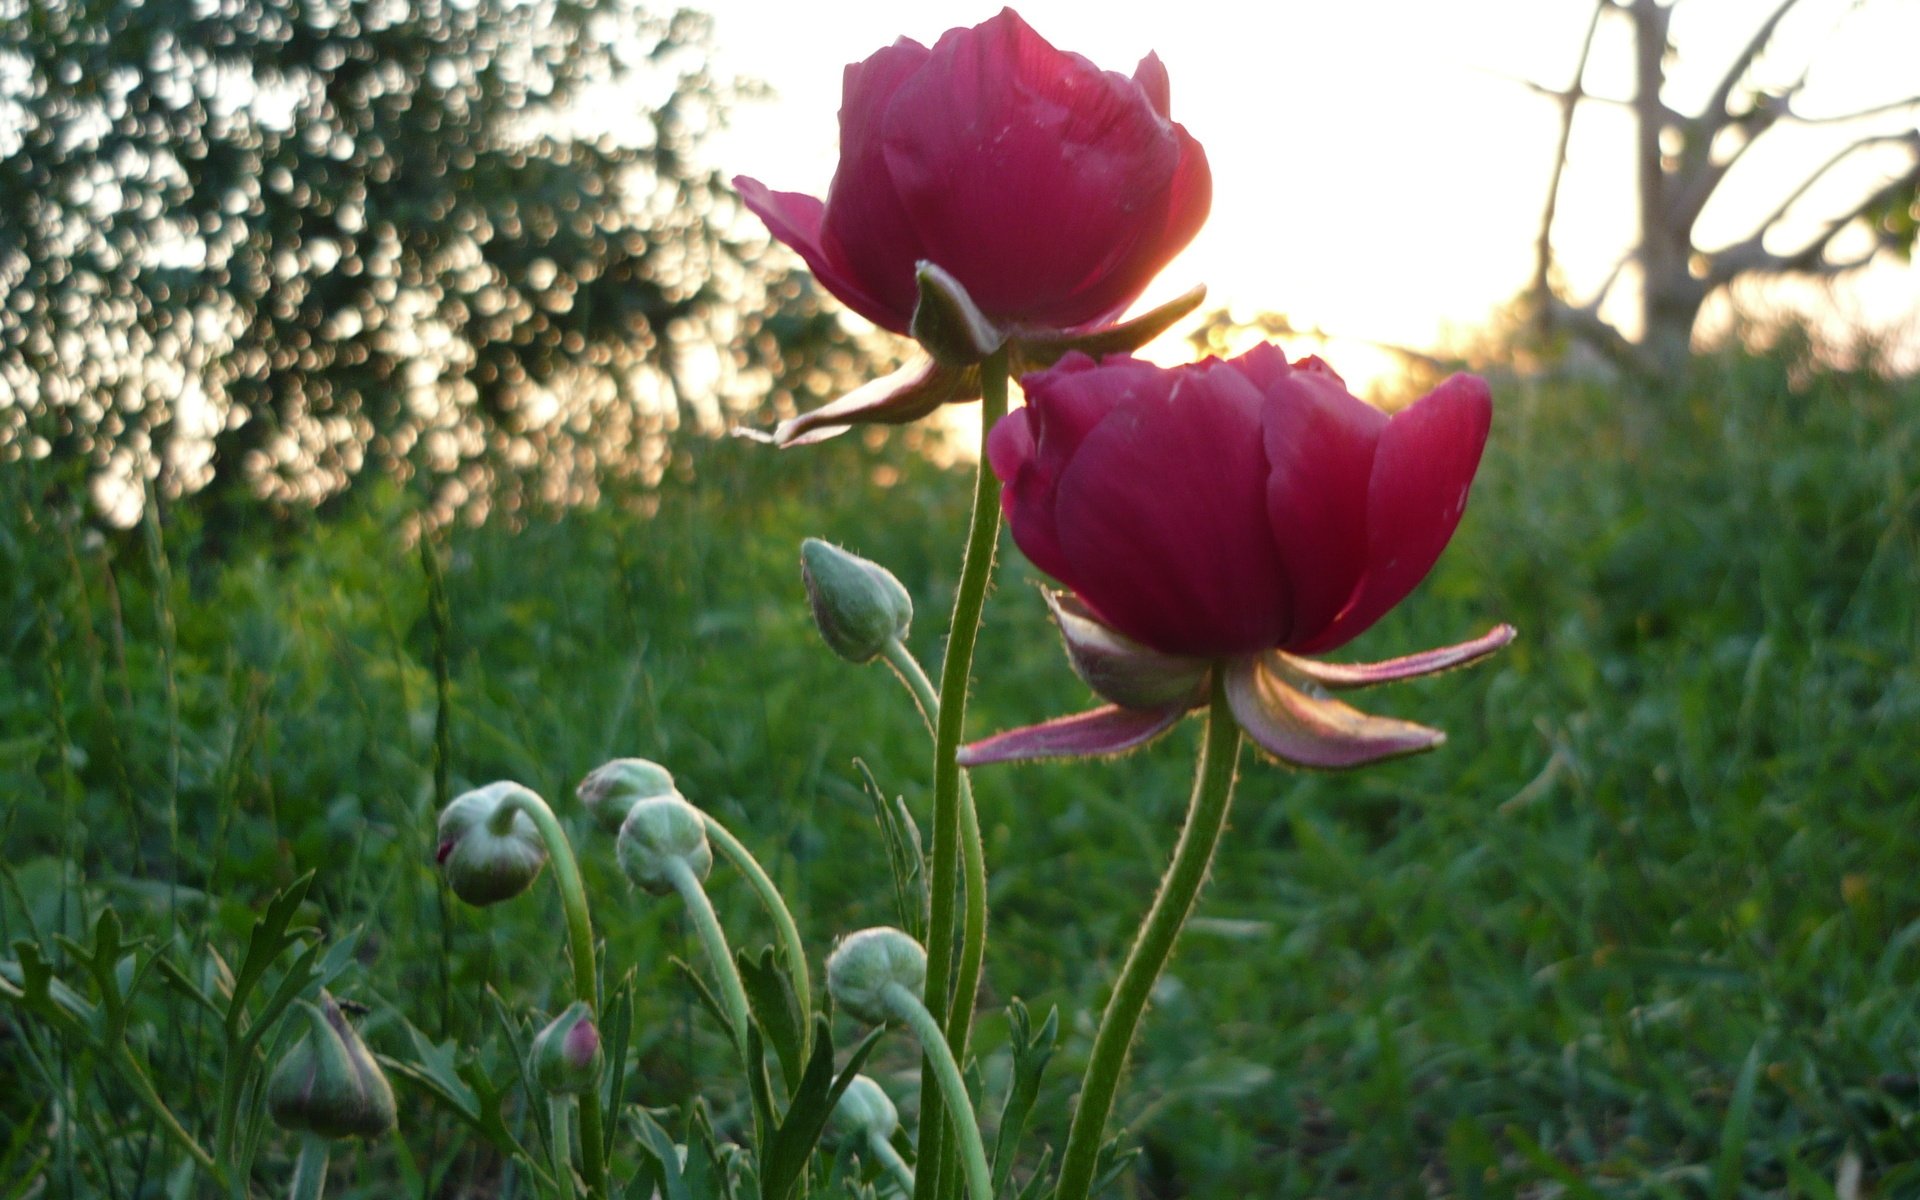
[0,0,878,530]
[3,346,1919,1195]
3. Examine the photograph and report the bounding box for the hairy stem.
[702,814,812,1050]
[666,857,754,1062]
[1054,674,1243,1200]
[882,983,992,1200]
[288,1133,329,1200]
[915,347,1007,1200]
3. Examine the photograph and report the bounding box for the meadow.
[4,341,1918,1198]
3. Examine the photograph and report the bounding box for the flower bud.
[436,782,549,906]
[800,539,912,664]
[616,793,712,896]
[576,758,679,836]
[530,1001,603,1096]
[829,1073,900,1143]
[826,927,926,1025]
[267,994,397,1140]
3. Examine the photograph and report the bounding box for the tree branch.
[1701,0,1806,132]
[1709,142,1920,283]
[1784,93,1920,125]
[1532,0,1611,340]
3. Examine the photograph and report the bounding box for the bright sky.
[698,0,1920,395]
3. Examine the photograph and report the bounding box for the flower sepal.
[911,261,1006,367]
[1046,590,1210,711]
[1010,284,1207,374]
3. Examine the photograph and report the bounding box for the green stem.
[549,1096,577,1200]
[289,1133,329,1200]
[869,1130,917,1196]
[881,983,992,1200]
[701,814,813,1049]
[879,637,988,1130]
[665,857,754,1061]
[1053,674,1243,1200]
[497,792,608,1197]
[915,347,1008,1200]
[115,1042,226,1186]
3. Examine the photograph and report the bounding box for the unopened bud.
[267,994,397,1139]
[576,758,679,836]
[826,927,926,1025]
[436,782,548,906]
[530,1001,603,1095]
[616,793,712,896]
[829,1074,900,1143]
[801,539,913,664]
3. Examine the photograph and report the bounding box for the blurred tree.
[0,0,869,532]
[1529,0,1920,374]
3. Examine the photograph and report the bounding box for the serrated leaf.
[992,1002,1058,1196]
[672,955,737,1046]
[854,760,926,942]
[1014,1144,1055,1200]
[631,1106,692,1200]
[739,945,806,1093]
[604,970,637,1162]
[227,873,316,1040]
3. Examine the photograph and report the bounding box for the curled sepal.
[801,538,914,664]
[576,758,679,836]
[616,793,713,896]
[1009,284,1207,373]
[1274,623,1517,690]
[1223,655,1444,770]
[826,927,927,1025]
[436,782,548,907]
[267,993,398,1140]
[911,261,1006,367]
[530,1001,603,1096]
[1045,591,1209,710]
[957,703,1186,767]
[750,357,982,447]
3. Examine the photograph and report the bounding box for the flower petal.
[1049,359,1291,656]
[1223,656,1445,770]
[1292,373,1494,654]
[760,357,980,446]
[733,178,907,335]
[880,9,1195,329]
[814,37,935,333]
[1275,623,1516,690]
[958,703,1187,766]
[1045,590,1211,710]
[1254,347,1386,648]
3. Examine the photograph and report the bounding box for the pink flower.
[732,8,1210,444]
[964,345,1512,769]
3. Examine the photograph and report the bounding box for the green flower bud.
[826,927,926,1025]
[530,1001,603,1096]
[800,538,913,664]
[829,1073,900,1143]
[616,793,712,896]
[267,993,397,1140]
[436,782,548,906]
[576,757,679,836]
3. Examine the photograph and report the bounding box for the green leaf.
[992,1002,1058,1197]
[739,944,806,1093]
[603,970,637,1163]
[226,873,317,1041]
[854,760,925,943]
[1712,1043,1764,1200]
[671,954,736,1044]
[760,1015,885,1200]
[631,1106,693,1200]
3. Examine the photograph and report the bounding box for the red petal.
[879,9,1198,329]
[1276,623,1516,690]
[958,703,1187,766]
[733,177,905,333]
[1254,351,1385,648]
[816,38,934,333]
[1291,374,1493,654]
[1133,51,1172,118]
[1050,360,1290,656]
[1223,657,1445,770]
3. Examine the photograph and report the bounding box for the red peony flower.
[964,344,1513,769]
[733,8,1211,444]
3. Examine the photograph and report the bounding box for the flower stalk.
[665,856,755,1060]
[490,789,608,1197]
[1053,672,1243,1200]
[916,345,1006,1200]
[702,814,813,1047]
[289,1133,330,1200]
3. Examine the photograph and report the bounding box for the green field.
[4,345,1918,1197]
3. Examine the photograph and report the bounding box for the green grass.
[3,346,1917,1197]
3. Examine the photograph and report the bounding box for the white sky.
[697,0,1920,392]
